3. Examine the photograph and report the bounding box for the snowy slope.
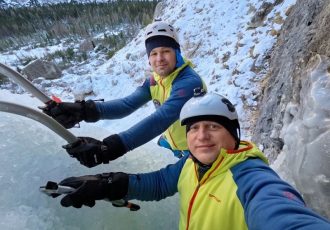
[1,0,297,139]
[0,0,297,144]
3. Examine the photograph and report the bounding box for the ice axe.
[40,181,140,211]
[0,101,140,211]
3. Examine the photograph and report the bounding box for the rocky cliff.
[253,0,330,217]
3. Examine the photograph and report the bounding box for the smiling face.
[187,121,236,165]
[148,47,176,77]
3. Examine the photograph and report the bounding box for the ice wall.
[0,111,179,230]
[274,54,330,217]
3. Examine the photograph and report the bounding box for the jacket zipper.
[159,78,166,102]
[159,78,179,149]
[185,156,225,229]
[186,184,200,230]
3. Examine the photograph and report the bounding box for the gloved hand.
[58,172,129,208]
[64,134,127,168]
[41,100,100,129]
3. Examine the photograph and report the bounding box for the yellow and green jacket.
[128,141,330,229]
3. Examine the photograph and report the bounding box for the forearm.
[118,109,175,150]
[233,159,330,229]
[96,82,151,119]
[126,155,188,201]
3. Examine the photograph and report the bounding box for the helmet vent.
[221,98,236,112]
[193,88,206,97]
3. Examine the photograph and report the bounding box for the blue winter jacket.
[95,65,203,151]
[126,142,330,230]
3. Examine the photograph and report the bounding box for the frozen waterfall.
[0,100,179,229]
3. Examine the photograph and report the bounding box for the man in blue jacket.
[51,92,330,230]
[42,20,206,167]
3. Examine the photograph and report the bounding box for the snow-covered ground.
[0,0,297,139]
[0,91,179,229]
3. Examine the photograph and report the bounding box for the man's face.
[187,121,236,165]
[148,47,176,77]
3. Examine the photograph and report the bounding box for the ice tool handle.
[0,101,77,143]
[0,64,140,211]
[40,181,140,211]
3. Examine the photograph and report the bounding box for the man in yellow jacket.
[50,92,330,229]
[42,20,206,167]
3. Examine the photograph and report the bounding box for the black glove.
[41,100,100,129]
[63,134,127,168]
[58,172,129,208]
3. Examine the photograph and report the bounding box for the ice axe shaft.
[0,100,77,143]
[0,62,51,103]
[0,101,140,211]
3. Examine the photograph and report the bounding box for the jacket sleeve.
[232,158,330,230]
[96,79,151,119]
[118,68,204,150]
[126,154,188,201]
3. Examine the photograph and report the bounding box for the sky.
[3,0,329,225]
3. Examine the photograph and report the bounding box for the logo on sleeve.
[153,99,161,109]
[283,191,298,201]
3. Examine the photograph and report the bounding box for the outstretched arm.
[127,154,188,201]
[118,72,204,151]
[96,79,151,119]
[52,154,188,208]
[232,158,330,230]
[40,80,151,128]
[60,69,203,168]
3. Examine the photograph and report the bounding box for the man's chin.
[155,70,168,77]
[155,67,175,77]
[194,151,216,159]
[195,156,214,165]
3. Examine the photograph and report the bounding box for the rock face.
[252,0,330,217]
[253,0,330,160]
[22,59,62,81]
[79,38,96,52]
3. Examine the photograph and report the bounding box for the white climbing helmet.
[180,92,238,125]
[144,20,179,44]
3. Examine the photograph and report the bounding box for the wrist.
[83,100,100,122]
[102,172,129,200]
[102,134,127,161]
